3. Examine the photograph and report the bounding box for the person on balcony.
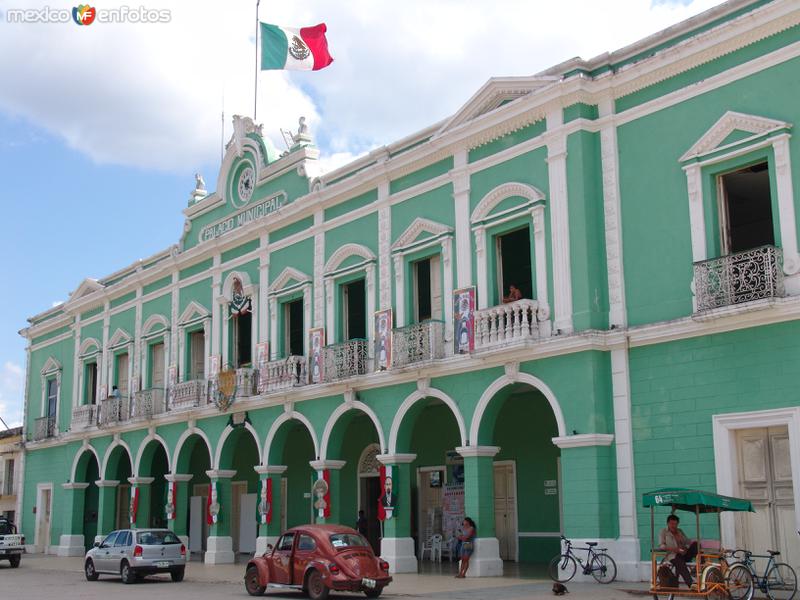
[502,284,522,304]
[659,514,698,588]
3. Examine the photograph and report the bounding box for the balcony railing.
[99,396,130,426]
[208,367,259,401]
[474,298,541,349]
[323,339,369,382]
[71,404,96,430]
[33,415,56,441]
[392,320,445,368]
[694,245,784,312]
[262,356,306,392]
[132,388,166,419]
[170,379,208,411]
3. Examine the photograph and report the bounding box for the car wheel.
[170,567,185,582]
[365,588,383,598]
[306,570,330,600]
[120,561,136,584]
[9,555,21,569]
[84,558,99,581]
[244,565,266,596]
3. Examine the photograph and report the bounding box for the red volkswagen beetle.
[244,524,392,599]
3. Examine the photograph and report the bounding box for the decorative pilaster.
[376,453,417,574]
[128,476,154,528]
[313,213,325,328]
[95,479,119,541]
[531,205,552,335]
[165,474,193,544]
[309,460,346,524]
[254,465,286,555]
[204,469,236,565]
[451,149,472,289]
[457,446,503,577]
[378,183,392,309]
[58,482,89,556]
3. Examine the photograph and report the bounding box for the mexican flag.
[260,22,333,71]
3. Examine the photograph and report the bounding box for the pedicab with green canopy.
[643,488,754,600]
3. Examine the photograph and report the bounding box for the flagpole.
[254,0,261,121]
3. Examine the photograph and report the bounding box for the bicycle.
[548,535,617,584]
[725,548,797,600]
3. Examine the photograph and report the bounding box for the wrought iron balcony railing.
[262,356,306,392]
[323,339,369,382]
[170,379,208,411]
[71,404,96,430]
[99,396,130,426]
[694,245,784,312]
[208,367,259,401]
[132,388,166,419]
[391,320,445,368]
[33,415,56,441]
[474,298,541,349]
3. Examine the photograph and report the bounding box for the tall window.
[413,255,442,322]
[85,362,98,405]
[496,227,533,304]
[342,278,366,340]
[46,378,58,418]
[285,299,304,356]
[188,330,205,379]
[233,312,252,367]
[718,162,774,254]
[115,353,129,398]
[3,459,14,495]
[150,342,165,389]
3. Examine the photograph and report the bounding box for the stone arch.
[142,314,170,338]
[470,369,567,445]
[320,400,386,460]
[323,243,376,274]
[358,443,382,476]
[101,439,134,479]
[214,422,263,469]
[470,182,545,224]
[172,427,213,472]
[222,270,254,299]
[71,444,101,482]
[79,337,101,357]
[107,327,133,350]
[134,433,172,476]
[388,386,467,454]
[263,411,319,465]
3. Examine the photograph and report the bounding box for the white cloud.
[0,0,722,176]
[0,361,24,429]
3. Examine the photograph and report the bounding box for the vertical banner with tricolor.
[129,486,139,526]
[260,22,334,71]
[257,478,272,525]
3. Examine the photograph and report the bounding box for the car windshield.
[329,533,369,550]
[0,521,15,535]
[137,530,181,545]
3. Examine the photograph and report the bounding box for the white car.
[0,517,25,568]
[84,528,186,583]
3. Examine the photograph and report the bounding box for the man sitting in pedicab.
[659,514,698,588]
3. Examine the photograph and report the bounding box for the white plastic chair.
[430,534,443,562]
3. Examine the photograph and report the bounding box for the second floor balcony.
[132,388,166,419]
[694,245,784,312]
[474,298,543,350]
[71,404,96,430]
[323,339,369,382]
[262,356,306,393]
[392,320,445,368]
[170,379,208,411]
[33,415,55,441]
[99,395,129,426]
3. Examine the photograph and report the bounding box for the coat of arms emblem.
[289,35,310,60]
[215,368,237,411]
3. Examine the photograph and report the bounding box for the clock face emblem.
[237,166,255,203]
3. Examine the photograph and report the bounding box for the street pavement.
[0,553,652,599]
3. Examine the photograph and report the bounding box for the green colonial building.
[18,0,800,580]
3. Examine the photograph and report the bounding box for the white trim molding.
[268,267,312,359]
[322,243,377,346]
[551,433,614,449]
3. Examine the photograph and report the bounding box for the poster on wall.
[442,483,465,541]
[377,464,395,520]
[373,309,393,371]
[308,328,325,384]
[255,342,269,392]
[168,365,177,387]
[453,287,476,354]
[210,354,221,377]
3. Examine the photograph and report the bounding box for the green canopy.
[642,488,754,513]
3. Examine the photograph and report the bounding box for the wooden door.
[151,343,165,389]
[116,354,129,397]
[231,482,246,553]
[116,484,130,530]
[38,488,52,552]
[735,426,799,567]
[494,463,517,561]
[190,331,205,379]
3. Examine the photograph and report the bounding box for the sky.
[0,0,724,428]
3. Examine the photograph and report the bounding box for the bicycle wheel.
[766,562,797,600]
[704,565,727,600]
[590,552,617,584]
[726,564,755,600]
[548,554,577,583]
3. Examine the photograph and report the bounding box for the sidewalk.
[19,553,652,599]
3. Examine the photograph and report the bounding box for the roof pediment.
[392,217,453,252]
[436,76,557,137]
[269,267,311,294]
[681,111,792,162]
[69,278,103,301]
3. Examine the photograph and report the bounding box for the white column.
[546,110,573,334]
[772,135,800,275]
[684,164,706,264]
[204,469,237,565]
[269,297,278,360]
[324,278,335,345]
[313,211,325,328]
[611,346,641,581]
[211,255,222,359]
[202,319,211,380]
[475,227,489,309]
[598,98,628,328]
[531,205,552,336]
[303,284,313,355]
[378,181,392,310]
[170,273,179,376]
[442,237,454,345]
[366,265,376,344]
[259,234,270,344]
[452,148,473,288]
[100,303,111,394]
[133,288,143,392]
[393,255,405,326]
[71,316,81,409]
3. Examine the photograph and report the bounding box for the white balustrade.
[474,299,541,349]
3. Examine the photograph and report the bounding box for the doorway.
[494,461,518,561]
[359,475,381,554]
[189,483,208,558]
[116,484,130,530]
[36,485,52,553]
[231,481,246,553]
[735,426,798,566]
